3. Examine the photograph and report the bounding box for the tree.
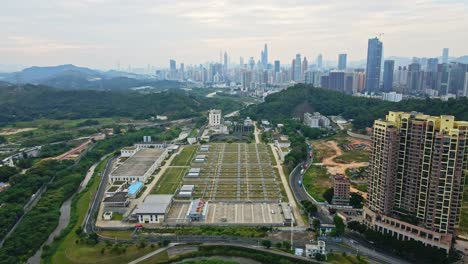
[261,240,272,249]
[350,193,364,208]
[331,215,345,237]
[313,219,321,231]
[323,188,334,204]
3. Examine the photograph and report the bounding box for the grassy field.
[327,253,369,264]
[171,146,198,166]
[351,183,368,192]
[3,117,120,146]
[151,167,188,194]
[49,157,154,264]
[98,230,133,240]
[334,149,369,163]
[137,250,169,264]
[303,165,331,202]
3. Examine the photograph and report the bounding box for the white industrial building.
[121,146,138,157]
[194,155,206,163]
[133,195,173,224]
[110,148,168,183]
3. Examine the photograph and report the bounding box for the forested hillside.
[0,85,242,125]
[242,84,468,129]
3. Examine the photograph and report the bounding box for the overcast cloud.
[1,0,467,69]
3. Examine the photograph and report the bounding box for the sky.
[1,0,468,70]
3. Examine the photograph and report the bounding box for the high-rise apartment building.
[365,37,383,93]
[365,111,468,252]
[383,60,395,92]
[302,57,308,78]
[338,54,347,70]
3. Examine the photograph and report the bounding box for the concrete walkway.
[269,144,305,227]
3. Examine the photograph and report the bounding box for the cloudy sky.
[1,0,467,69]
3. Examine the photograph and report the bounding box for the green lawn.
[171,146,198,166]
[49,157,155,264]
[151,167,188,194]
[351,183,368,192]
[98,230,133,240]
[334,150,369,164]
[303,165,331,202]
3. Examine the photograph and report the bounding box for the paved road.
[269,144,305,227]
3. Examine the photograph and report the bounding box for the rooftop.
[134,194,173,215]
[103,192,128,203]
[111,148,166,177]
[180,185,195,192]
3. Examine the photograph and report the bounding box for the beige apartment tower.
[364,111,468,251]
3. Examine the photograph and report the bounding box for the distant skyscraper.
[383,60,395,92]
[274,60,280,73]
[427,58,439,72]
[302,57,308,78]
[338,54,347,70]
[329,71,345,91]
[365,37,383,93]
[316,54,323,69]
[248,57,255,70]
[442,48,449,64]
[239,57,244,67]
[223,52,228,73]
[407,62,422,92]
[261,44,268,69]
[169,59,176,71]
[294,54,302,81]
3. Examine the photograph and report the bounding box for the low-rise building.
[304,112,330,128]
[103,192,130,212]
[244,117,253,127]
[133,195,173,224]
[178,185,195,197]
[194,155,206,163]
[332,174,350,205]
[187,198,208,221]
[110,148,168,183]
[186,168,201,178]
[305,241,326,258]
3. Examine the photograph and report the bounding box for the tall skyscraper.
[169,59,176,71]
[365,37,383,93]
[223,52,228,74]
[338,54,347,70]
[442,48,449,64]
[274,60,280,73]
[407,62,422,92]
[329,71,345,91]
[239,57,244,67]
[365,111,468,252]
[316,54,323,69]
[261,44,268,69]
[302,57,308,78]
[383,60,395,92]
[294,54,302,81]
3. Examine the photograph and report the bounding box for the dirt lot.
[312,137,369,199]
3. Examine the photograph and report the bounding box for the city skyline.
[1,0,468,69]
